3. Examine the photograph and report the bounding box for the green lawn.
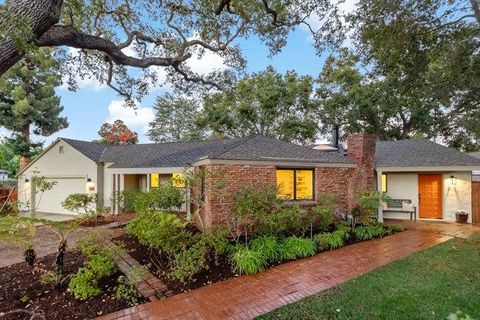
[257,235,480,320]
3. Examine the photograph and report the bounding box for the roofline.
[376,166,480,172]
[17,138,100,177]
[17,138,62,176]
[192,158,357,168]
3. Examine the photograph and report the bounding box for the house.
[0,169,9,181]
[17,134,480,226]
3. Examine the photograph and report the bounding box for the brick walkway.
[386,219,480,239]
[98,229,452,320]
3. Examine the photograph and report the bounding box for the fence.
[0,187,18,211]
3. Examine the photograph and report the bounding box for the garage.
[35,177,86,215]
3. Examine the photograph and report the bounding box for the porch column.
[147,174,151,191]
[377,170,384,223]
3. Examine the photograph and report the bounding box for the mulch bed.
[79,213,135,227]
[0,251,141,320]
[114,234,236,295]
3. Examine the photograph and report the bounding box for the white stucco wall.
[443,172,472,223]
[18,140,98,215]
[382,171,472,222]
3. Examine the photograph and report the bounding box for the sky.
[3,1,356,146]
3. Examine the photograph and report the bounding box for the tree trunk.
[19,123,30,171]
[54,239,67,279]
[0,0,63,75]
[471,0,480,24]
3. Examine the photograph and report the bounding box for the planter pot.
[455,213,468,224]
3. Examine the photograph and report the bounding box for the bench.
[382,199,417,221]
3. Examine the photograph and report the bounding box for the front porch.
[377,169,474,223]
[105,167,190,215]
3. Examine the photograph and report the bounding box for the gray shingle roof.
[101,138,245,168]
[61,138,107,163]
[60,135,354,168]
[376,140,480,167]
[210,135,353,164]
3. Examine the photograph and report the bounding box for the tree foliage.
[97,119,138,145]
[0,0,344,102]
[148,93,204,143]
[317,0,480,151]
[0,48,67,164]
[198,66,318,144]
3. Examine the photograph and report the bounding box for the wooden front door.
[473,181,480,223]
[418,174,443,219]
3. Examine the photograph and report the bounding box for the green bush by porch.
[257,235,480,320]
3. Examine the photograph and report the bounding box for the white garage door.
[36,178,86,215]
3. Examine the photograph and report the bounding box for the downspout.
[96,162,104,209]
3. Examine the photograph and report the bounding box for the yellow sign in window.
[150,173,159,188]
[296,170,313,200]
[172,173,186,188]
[276,170,294,200]
[381,174,387,193]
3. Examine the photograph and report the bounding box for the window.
[172,173,186,188]
[58,146,64,153]
[381,174,387,193]
[276,169,314,201]
[150,173,159,188]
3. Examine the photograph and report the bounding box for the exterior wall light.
[86,178,95,193]
[450,175,456,186]
[24,178,29,183]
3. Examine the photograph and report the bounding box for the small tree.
[61,193,98,216]
[183,167,226,231]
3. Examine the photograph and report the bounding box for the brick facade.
[197,133,377,229]
[200,164,276,229]
[346,133,377,199]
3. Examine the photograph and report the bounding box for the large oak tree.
[0,0,344,102]
[317,0,480,151]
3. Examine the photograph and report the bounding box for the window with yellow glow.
[381,174,387,193]
[276,169,314,201]
[150,173,159,188]
[276,170,294,200]
[172,173,186,188]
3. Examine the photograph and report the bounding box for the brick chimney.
[347,133,377,204]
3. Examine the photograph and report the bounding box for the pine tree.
[0,48,68,170]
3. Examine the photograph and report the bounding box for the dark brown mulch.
[114,234,236,295]
[0,251,141,320]
[79,213,135,227]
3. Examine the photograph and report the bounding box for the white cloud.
[187,50,227,75]
[105,100,155,133]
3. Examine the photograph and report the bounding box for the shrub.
[335,221,351,232]
[278,236,316,260]
[385,224,404,235]
[169,227,229,283]
[311,193,337,231]
[69,243,119,300]
[61,193,97,216]
[354,224,387,241]
[115,275,144,306]
[230,245,268,275]
[132,185,183,213]
[265,205,308,237]
[356,191,392,223]
[0,200,18,216]
[126,211,188,254]
[249,236,279,263]
[233,184,278,219]
[315,230,349,251]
